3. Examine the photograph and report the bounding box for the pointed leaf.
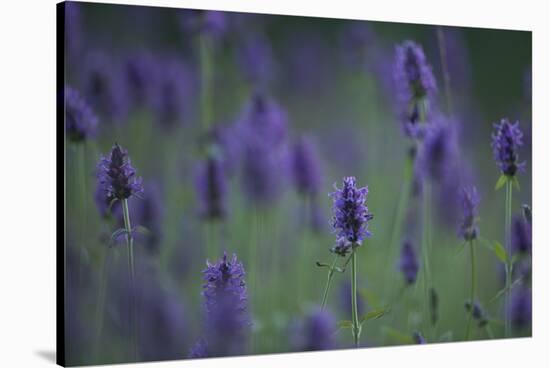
[493,241,507,263]
[495,175,508,190]
[338,320,353,329]
[360,308,387,324]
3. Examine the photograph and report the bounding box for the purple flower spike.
[511,215,532,255]
[65,86,98,142]
[491,118,525,177]
[180,10,228,38]
[330,177,373,245]
[291,136,323,197]
[419,120,456,182]
[194,157,227,221]
[291,307,336,352]
[201,252,249,356]
[394,40,437,105]
[413,331,426,344]
[458,186,480,241]
[509,287,532,331]
[399,240,419,285]
[237,33,274,87]
[96,144,143,203]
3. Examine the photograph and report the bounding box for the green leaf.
[360,308,387,324]
[493,241,507,263]
[359,288,381,309]
[338,320,353,329]
[495,175,508,190]
[382,327,414,344]
[489,277,523,303]
[512,176,521,191]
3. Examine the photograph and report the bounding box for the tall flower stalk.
[491,119,524,337]
[328,177,373,347]
[96,143,143,360]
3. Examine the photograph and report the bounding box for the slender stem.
[351,248,361,348]
[504,180,513,337]
[121,199,137,361]
[465,239,476,340]
[321,256,338,310]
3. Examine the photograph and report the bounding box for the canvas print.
[59,1,532,366]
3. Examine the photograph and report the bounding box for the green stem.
[351,249,361,348]
[121,199,137,361]
[465,239,476,340]
[321,256,338,310]
[504,180,513,337]
[422,180,433,335]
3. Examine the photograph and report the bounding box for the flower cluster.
[399,240,419,285]
[330,177,373,246]
[394,40,437,104]
[96,144,143,203]
[458,186,480,241]
[491,119,525,177]
[419,120,456,182]
[291,136,323,197]
[200,252,249,356]
[65,86,98,142]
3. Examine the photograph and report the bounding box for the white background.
[0,0,548,367]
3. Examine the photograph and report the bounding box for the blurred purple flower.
[65,1,82,64]
[339,21,376,69]
[458,186,480,241]
[152,58,196,130]
[96,144,143,202]
[491,118,525,177]
[399,240,419,285]
[188,338,208,359]
[123,51,158,110]
[194,156,227,221]
[130,182,164,254]
[339,280,366,317]
[83,51,128,122]
[291,135,323,197]
[330,176,373,245]
[180,10,228,38]
[200,251,249,356]
[394,40,437,105]
[236,33,274,87]
[290,307,336,351]
[413,331,426,344]
[206,124,242,176]
[464,300,488,327]
[241,93,289,148]
[65,86,98,142]
[511,215,532,255]
[419,120,457,183]
[509,287,532,331]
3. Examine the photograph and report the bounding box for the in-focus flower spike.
[290,307,337,351]
[458,186,480,241]
[399,239,419,285]
[65,86,98,142]
[330,177,373,245]
[200,251,249,356]
[291,135,323,197]
[511,215,532,256]
[194,156,227,221]
[394,40,437,104]
[491,118,525,177]
[96,143,144,204]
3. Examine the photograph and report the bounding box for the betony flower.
[399,240,419,285]
[458,186,480,241]
[201,252,249,356]
[491,119,525,177]
[123,51,158,110]
[330,177,373,245]
[394,40,437,104]
[511,215,532,255]
[290,307,336,351]
[509,287,532,331]
[194,156,227,221]
[96,144,143,204]
[291,136,323,197]
[65,86,98,142]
